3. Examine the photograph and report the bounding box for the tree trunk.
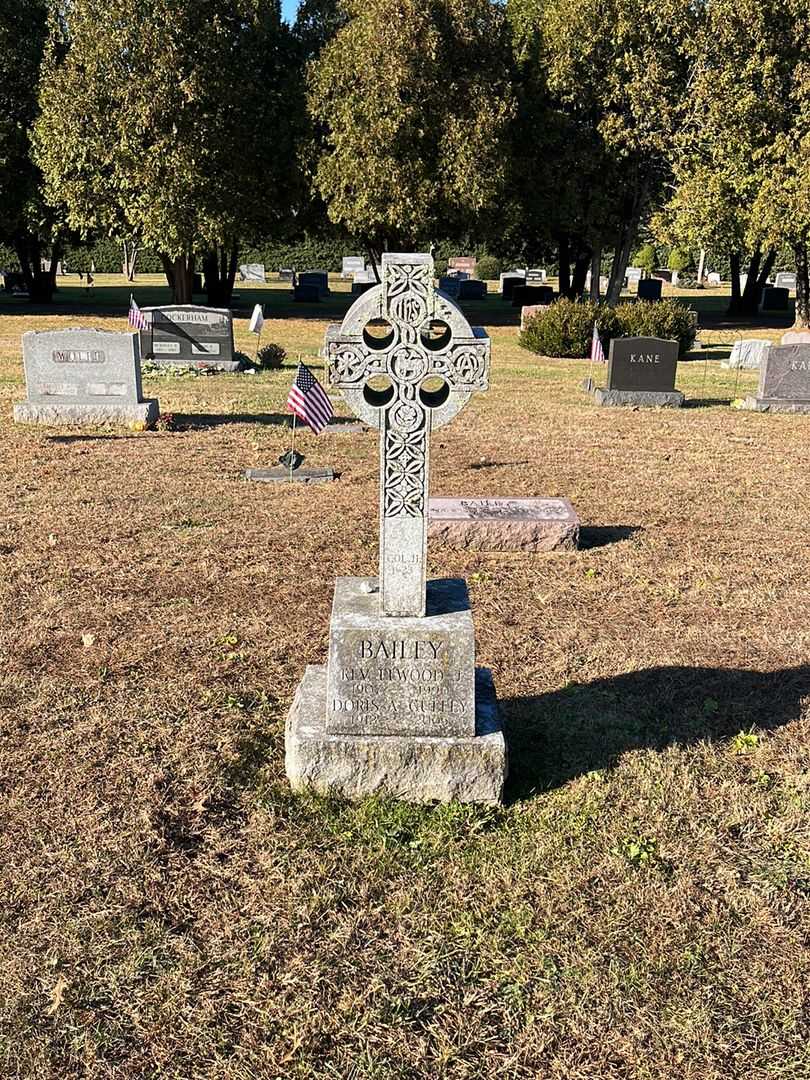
[696,248,706,287]
[728,246,776,316]
[558,234,571,299]
[728,252,742,310]
[15,234,61,303]
[570,248,591,299]
[122,241,138,280]
[161,253,194,304]
[366,246,381,283]
[589,246,602,302]
[795,240,810,328]
[605,181,645,307]
[203,246,237,307]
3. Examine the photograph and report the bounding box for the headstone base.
[13,399,159,426]
[286,665,507,805]
[741,396,810,414]
[591,387,684,408]
[428,497,579,552]
[148,358,244,372]
[244,467,338,484]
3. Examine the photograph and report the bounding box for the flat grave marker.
[429,497,579,551]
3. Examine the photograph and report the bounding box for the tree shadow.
[45,434,141,444]
[502,664,810,802]
[174,412,293,428]
[579,525,640,549]
[683,397,733,409]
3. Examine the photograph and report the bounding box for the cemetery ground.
[1,277,809,1079]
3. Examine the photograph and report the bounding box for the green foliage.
[519,299,619,358]
[614,299,697,354]
[668,247,692,273]
[521,297,696,358]
[256,342,287,369]
[307,0,516,248]
[633,244,657,274]
[34,0,299,277]
[476,255,502,281]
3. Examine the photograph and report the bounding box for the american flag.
[590,322,605,363]
[286,362,333,434]
[128,295,148,331]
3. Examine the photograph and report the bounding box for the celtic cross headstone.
[325,252,490,617]
[285,252,507,806]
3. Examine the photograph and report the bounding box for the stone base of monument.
[428,497,579,552]
[244,466,338,484]
[286,665,507,805]
[149,358,244,372]
[590,387,684,408]
[741,396,810,414]
[13,399,160,426]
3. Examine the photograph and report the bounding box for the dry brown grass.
[1,282,809,1079]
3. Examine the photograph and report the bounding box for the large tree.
[508,0,697,304]
[0,0,63,302]
[307,0,515,259]
[35,0,298,305]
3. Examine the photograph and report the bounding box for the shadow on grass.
[174,412,292,428]
[579,526,640,549]
[45,434,141,443]
[683,397,734,409]
[503,664,810,801]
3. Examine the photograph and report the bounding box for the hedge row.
[520,298,698,358]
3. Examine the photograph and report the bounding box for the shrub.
[520,297,697,358]
[614,299,697,354]
[519,298,619,358]
[256,342,287,369]
[433,257,448,276]
[633,244,657,274]
[667,247,692,274]
[476,255,502,281]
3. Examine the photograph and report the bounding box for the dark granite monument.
[294,284,321,303]
[587,335,683,407]
[512,284,554,308]
[742,344,810,413]
[138,306,238,370]
[760,287,790,313]
[637,278,663,302]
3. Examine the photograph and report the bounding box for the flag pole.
[289,413,297,483]
[585,322,599,392]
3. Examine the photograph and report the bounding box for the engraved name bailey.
[357,638,444,659]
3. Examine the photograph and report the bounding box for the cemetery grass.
[1,294,810,1079]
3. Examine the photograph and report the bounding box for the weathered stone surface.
[239,263,265,282]
[139,305,236,368]
[325,252,490,618]
[741,397,810,414]
[428,497,579,552]
[782,331,810,345]
[244,466,338,484]
[286,664,507,805]
[722,339,770,369]
[15,328,159,426]
[14,400,158,426]
[742,343,810,412]
[775,272,797,291]
[342,257,365,278]
[520,303,550,331]
[326,577,476,738]
[593,388,685,408]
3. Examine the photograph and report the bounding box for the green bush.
[476,255,502,281]
[614,299,697,354]
[519,298,619,358]
[256,342,287,369]
[667,247,692,274]
[633,244,657,274]
[520,297,697,358]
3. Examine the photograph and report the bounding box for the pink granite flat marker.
[428,497,580,552]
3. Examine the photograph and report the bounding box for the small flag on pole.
[249,303,264,335]
[128,294,148,331]
[590,322,605,363]
[286,362,333,434]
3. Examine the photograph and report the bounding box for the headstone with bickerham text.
[743,344,810,413]
[14,328,159,426]
[139,306,238,370]
[285,252,507,805]
[588,335,683,408]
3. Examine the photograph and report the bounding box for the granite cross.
[326,252,490,618]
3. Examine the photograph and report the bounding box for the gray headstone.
[499,269,526,294]
[707,272,722,286]
[760,287,790,312]
[526,268,547,285]
[774,272,797,291]
[457,280,487,301]
[637,278,663,302]
[278,268,294,281]
[14,328,159,426]
[286,252,506,803]
[607,336,679,393]
[342,256,365,278]
[745,344,810,411]
[139,306,237,369]
[722,339,770,369]
[239,263,265,282]
[626,267,642,284]
[294,284,321,303]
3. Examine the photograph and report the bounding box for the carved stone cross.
[326,252,490,618]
